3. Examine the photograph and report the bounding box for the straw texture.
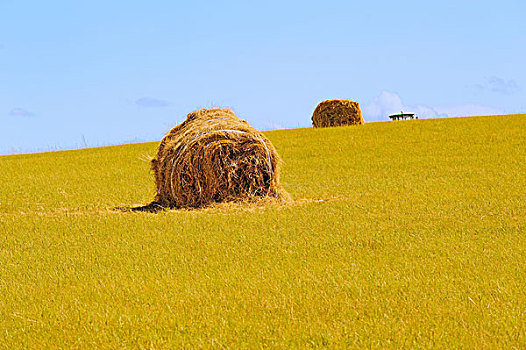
[312,99,364,127]
[149,108,287,209]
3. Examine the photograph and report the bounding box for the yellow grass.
[0,114,525,348]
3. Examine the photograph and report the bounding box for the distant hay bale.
[312,99,364,128]
[149,108,287,209]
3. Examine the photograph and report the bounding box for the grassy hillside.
[1,115,525,348]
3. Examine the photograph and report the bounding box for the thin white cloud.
[361,91,404,121]
[9,108,34,117]
[362,91,443,121]
[135,97,170,108]
[476,76,520,95]
[434,104,503,118]
[362,91,503,121]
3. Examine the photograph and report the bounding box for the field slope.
[1,115,525,348]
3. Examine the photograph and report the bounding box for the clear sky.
[1,0,525,154]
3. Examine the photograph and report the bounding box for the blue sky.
[1,0,525,154]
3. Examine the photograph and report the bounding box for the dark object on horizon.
[389,112,417,120]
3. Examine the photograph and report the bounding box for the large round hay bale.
[150,108,287,209]
[312,99,364,127]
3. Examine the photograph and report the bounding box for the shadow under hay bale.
[146,108,288,209]
[312,99,364,128]
[114,202,166,213]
